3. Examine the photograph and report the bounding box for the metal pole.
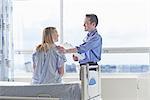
[60,0,63,44]
[81,65,88,100]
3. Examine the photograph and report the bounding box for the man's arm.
[57,46,78,54]
[65,48,77,53]
[77,36,101,53]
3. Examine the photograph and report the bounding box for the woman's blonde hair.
[36,27,57,52]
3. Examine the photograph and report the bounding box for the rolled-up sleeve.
[76,36,101,54]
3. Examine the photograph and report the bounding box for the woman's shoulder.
[49,45,66,57]
[32,50,46,58]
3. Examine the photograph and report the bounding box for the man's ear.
[92,22,96,27]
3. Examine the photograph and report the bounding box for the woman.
[32,27,66,84]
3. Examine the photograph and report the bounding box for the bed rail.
[0,96,60,100]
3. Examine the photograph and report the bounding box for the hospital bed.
[0,64,101,100]
[0,82,81,100]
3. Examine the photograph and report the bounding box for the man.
[59,14,102,98]
[64,14,102,66]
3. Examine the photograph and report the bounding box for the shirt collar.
[87,29,97,37]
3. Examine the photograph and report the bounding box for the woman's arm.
[32,52,37,71]
[33,63,36,71]
[58,65,64,76]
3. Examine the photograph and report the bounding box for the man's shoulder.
[93,32,102,40]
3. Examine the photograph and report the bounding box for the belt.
[80,62,98,71]
[80,62,98,66]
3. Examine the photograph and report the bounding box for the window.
[63,0,150,64]
[13,0,60,78]
[63,0,150,73]
[12,0,150,78]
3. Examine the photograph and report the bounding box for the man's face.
[83,17,94,32]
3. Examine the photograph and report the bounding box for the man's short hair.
[86,14,98,27]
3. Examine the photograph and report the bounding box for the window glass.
[64,0,150,47]
[12,0,150,77]
[63,0,150,73]
[13,0,60,78]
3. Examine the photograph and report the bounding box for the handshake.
[57,42,84,61]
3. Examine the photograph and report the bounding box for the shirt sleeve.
[76,34,102,54]
[56,51,67,68]
[32,52,37,66]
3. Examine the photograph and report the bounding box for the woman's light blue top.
[32,44,66,84]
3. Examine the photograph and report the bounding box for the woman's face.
[52,31,59,42]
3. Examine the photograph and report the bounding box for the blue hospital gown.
[32,44,66,84]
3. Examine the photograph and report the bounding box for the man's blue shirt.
[76,29,102,64]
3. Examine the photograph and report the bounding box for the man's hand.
[57,46,66,53]
[72,54,78,61]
